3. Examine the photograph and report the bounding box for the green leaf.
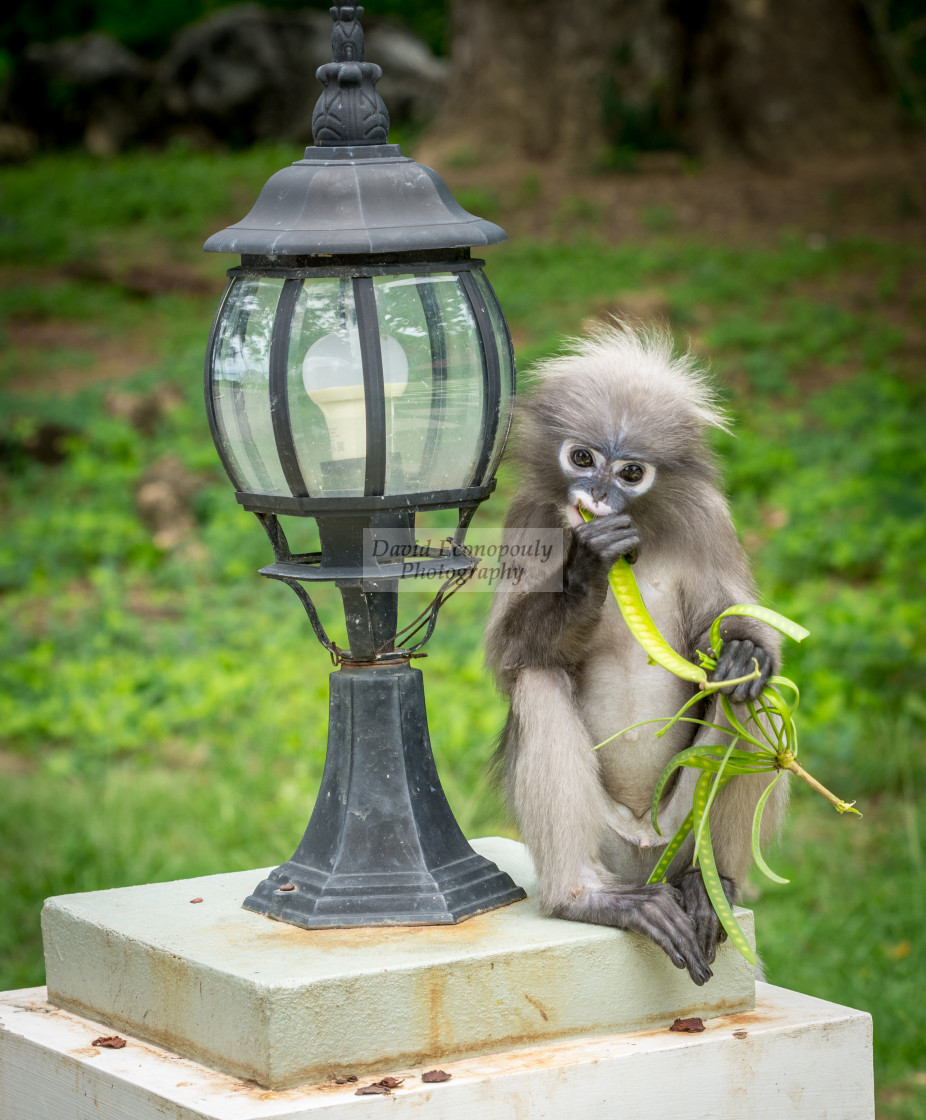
[768,674,800,712]
[721,693,788,754]
[747,699,784,750]
[649,745,733,832]
[692,739,738,853]
[646,809,694,885]
[751,772,790,884]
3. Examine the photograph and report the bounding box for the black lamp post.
[203,4,525,928]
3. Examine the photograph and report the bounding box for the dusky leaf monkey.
[485,325,786,985]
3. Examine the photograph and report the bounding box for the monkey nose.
[590,483,607,501]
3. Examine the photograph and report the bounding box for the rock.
[365,19,448,125]
[157,5,327,145]
[0,123,38,163]
[4,33,154,153]
[105,384,185,437]
[136,453,203,550]
[157,4,447,146]
[2,7,448,153]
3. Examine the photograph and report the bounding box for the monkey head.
[558,441,656,527]
[513,324,730,552]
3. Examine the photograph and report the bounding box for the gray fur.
[485,324,788,985]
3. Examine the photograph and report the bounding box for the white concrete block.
[41,839,756,1089]
[0,983,874,1119]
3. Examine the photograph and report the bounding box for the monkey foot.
[673,867,737,965]
[554,882,713,986]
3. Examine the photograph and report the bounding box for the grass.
[0,145,924,1116]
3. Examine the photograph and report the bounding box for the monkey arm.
[678,524,783,701]
[503,668,612,908]
[485,503,640,685]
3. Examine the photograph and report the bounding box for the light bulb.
[302,328,409,460]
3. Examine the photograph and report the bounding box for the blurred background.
[0,1,924,1115]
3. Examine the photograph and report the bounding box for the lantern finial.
[312,5,389,147]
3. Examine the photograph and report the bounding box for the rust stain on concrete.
[524,994,549,1022]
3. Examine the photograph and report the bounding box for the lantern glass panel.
[288,277,366,496]
[473,271,516,483]
[209,268,514,502]
[211,276,290,495]
[371,272,485,495]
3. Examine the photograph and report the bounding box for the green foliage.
[0,149,924,1106]
[0,145,298,267]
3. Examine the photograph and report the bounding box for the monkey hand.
[672,867,737,965]
[555,882,712,985]
[572,511,640,570]
[709,638,772,702]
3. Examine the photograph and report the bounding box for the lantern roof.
[204,5,506,258]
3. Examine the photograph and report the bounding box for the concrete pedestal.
[0,838,875,1118]
[40,838,756,1089]
[0,983,873,1119]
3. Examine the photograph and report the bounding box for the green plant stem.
[784,757,860,814]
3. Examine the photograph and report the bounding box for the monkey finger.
[733,647,773,702]
[630,891,712,985]
[712,640,760,696]
[599,533,641,566]
[711,639,743,681]
[576,525,641,567]
[575,511,633,533]
[574,517,634,549]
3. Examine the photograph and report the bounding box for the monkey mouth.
[568,495,613,526]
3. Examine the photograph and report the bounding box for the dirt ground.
[422,140,926,247]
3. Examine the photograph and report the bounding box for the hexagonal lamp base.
[242,662,526,927]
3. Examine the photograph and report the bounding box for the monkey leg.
[506,668,712,986]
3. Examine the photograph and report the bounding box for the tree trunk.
[427,0,901,165]
[682,0,900,162]
[425,0,632,162]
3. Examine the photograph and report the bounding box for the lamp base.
[243,663,525,927]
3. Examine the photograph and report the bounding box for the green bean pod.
[579,509,707,683]
[692,771,757,965]
[751,771,790,884]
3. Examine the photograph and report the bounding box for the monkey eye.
[619,463,645,484]
[569,447,595,470]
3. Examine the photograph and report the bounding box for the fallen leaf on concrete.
[669,1017,705,1033]
[378,1076,405,1088]
[733,1030,748,1039]
[190,897,203,904]
[422,1069,452,1083]
[91,1036,127,1049]
[356,1083,392,1096]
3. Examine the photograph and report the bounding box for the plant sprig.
[579,510,860,962]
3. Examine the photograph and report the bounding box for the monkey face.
[558,440,656,526]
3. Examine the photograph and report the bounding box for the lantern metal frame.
[203,3,525,928]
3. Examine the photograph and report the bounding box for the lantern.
[202,4,524,927]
